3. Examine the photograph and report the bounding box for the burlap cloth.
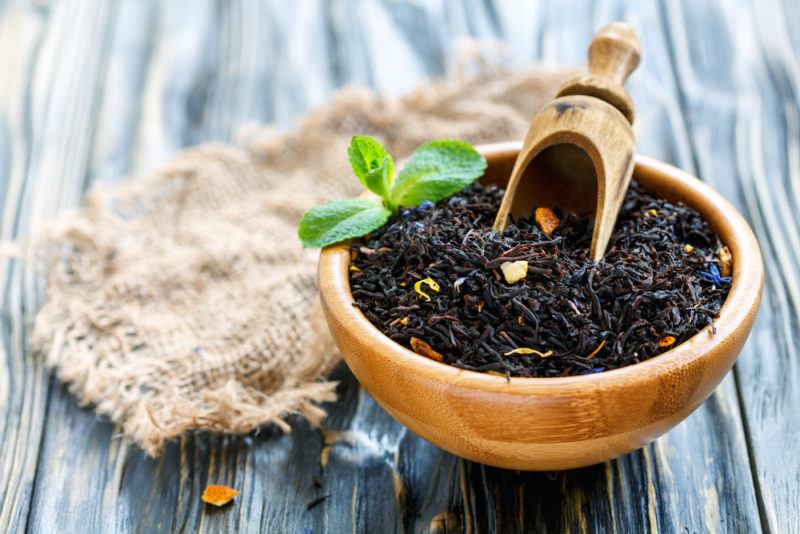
[24,66,569,456]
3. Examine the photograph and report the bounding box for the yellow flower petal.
[414,277,440,301]
[585,339,606,358]
[504,347,553,358]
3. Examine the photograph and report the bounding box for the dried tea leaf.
[348,181,731,378]
[500,260,528,284]
[202,485,239,507]
[410,337,444,362]
[534,207,560,235]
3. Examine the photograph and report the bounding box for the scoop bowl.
[318,142,763,471]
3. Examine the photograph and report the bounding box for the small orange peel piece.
[683,244,694,254]
[658,335,677,348]
[202,485,239,507]
[410,337,444,362]
[534,207,560,236]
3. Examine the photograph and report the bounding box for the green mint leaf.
[390,140,487,207]
[348,136,394,199]
[298,199,391,248]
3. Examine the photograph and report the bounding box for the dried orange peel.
[658,336,676,348]
[202,485,239,507]
[410,337,444,362]
[534,207,560,236]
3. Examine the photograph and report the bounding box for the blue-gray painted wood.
[0,0,794,532]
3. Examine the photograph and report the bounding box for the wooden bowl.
[318,142,763,470]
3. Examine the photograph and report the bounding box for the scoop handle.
[587,23,641,85]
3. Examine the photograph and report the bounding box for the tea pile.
[349,182,732,377]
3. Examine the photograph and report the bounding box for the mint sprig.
[298,136,487,248]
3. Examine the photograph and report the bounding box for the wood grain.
[0,0,794,532]
[663,1,800,531]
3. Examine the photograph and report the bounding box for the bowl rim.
[318,141,764,392]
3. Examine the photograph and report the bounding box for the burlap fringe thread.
[18,66,568,456]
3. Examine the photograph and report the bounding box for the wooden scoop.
[493,23,641,261]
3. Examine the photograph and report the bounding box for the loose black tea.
[349,181,732,378]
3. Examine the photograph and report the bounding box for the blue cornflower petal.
[580,366,605,375]
[699,263,731,286]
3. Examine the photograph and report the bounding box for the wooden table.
[1,1,797,532]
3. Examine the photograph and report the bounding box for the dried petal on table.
[202,485,239,507]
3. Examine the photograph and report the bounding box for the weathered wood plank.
[23,1,223,532]
[662,0,800,532]
[0,6,52,530]
[484,1,762,532]
[1,0,795,531]
[0,1,121,532]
